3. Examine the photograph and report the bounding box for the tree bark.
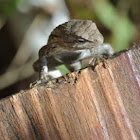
[0,46,140,140]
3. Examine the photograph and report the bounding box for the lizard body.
[32,19,114,85]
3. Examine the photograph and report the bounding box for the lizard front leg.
[39,56,49,81]
[30,56,50,88]
[89,43,114,66]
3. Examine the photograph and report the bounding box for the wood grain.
[0,46,140,140]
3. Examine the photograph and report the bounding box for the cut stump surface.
[0,46,140,140]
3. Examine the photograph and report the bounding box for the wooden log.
[0,46,140,140]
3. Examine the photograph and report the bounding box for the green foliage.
[68,1,95,20]
[92,0,136,51]
[55,65,70,75]
[111,17,136,51]
[0,0,19,17]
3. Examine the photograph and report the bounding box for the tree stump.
[0,46,140,140]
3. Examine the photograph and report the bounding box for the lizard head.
[48,19,104,49]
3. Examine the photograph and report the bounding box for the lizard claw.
[30,75,53,88]
[30,64,52,88]
[89,55,108,69]
[30,80,42,88]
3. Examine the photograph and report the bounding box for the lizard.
[32,19,114,86]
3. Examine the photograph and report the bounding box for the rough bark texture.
[0,46,140,140]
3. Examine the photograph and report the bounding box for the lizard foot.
[30,75,53,88]
[89,55,108,69]
[30,65,52,88]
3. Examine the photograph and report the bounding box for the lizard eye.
[78,38,85,42]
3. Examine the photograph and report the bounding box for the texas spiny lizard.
[32,19,114,86]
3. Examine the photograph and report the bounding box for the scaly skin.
[32,19,114,85]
